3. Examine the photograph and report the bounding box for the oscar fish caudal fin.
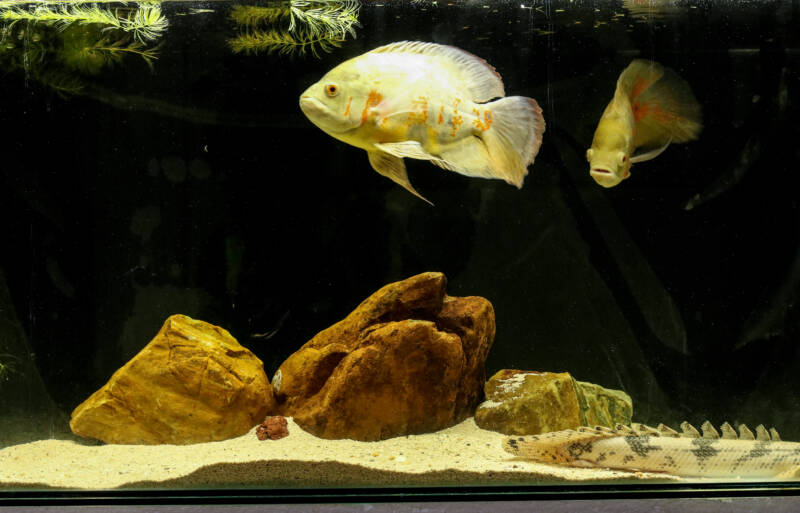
[586,59,702,188]
[504,422,800,479]
[298,41,545,204]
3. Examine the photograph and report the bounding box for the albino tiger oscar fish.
[299,41,545,204]
[504,421,800,479]
[587,59,702,188]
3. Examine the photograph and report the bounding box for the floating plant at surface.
[288,0,359,39]
[0,0,163,6]
[229,5,290,27]
[228,0,360,57]
[0,3,168,43]
[57,24,160,74]
[0,2,164,96]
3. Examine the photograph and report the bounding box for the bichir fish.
[504,421,800,479]
[299,41,546,203]
[587,59,702,188]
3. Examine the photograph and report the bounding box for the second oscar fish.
[586,59,702,188]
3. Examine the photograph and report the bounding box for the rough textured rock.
[273,272,495,441]
[474,370,632,435]
[257,416,289,440]
[70,314,275,445]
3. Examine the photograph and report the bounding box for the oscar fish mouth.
[299,96,325,117]
[299,96,356,134]
[589,167,623,188]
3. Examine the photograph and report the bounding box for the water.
[0,0,799,490]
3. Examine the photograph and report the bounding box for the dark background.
[1,0,799,441]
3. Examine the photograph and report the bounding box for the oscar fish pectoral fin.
[367,151,433,205]
[377,140,495,181]
[375,141,443,163]
[630,139,671,164]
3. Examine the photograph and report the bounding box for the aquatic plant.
[0,3,168,43]
[229,28,344,57]
[228,0,359,57]
[0,0,162,5]
[58,26,159,73]
[0,4,162,98]
[229,5,290,27]
[288,0,359,40]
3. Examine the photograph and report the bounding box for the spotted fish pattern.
[503,421,800,479]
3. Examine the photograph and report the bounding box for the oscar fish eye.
[325,83,339,97]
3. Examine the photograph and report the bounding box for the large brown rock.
[474,369,632,435]
[273,272,495,441]
[70,314,275,445]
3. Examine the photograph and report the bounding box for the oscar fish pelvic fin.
[367,150,433,205]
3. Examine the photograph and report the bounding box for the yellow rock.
[475,370,632,435]
[70,315,274,445]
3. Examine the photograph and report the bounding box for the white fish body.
[504,421,800,479]
[299,41,545,203]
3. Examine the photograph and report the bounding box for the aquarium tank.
[1,0,799,501]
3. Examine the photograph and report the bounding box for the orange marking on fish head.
[437,106,444,124]
[343,96,353,117]
[361,90,383,124]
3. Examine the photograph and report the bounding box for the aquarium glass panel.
[1,0,799,494]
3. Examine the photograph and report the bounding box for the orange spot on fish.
[633,99,678,124]
[344,96,353,117]
[361,90,383,124]
[437,106,445,124]
[472,108,493,131]
[408,96,429,126]
[450,98,462,137]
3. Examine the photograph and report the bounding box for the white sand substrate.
[0,417,676,489]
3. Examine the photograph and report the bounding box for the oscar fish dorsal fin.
[616,59,702,150]
[368,41,505,102]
